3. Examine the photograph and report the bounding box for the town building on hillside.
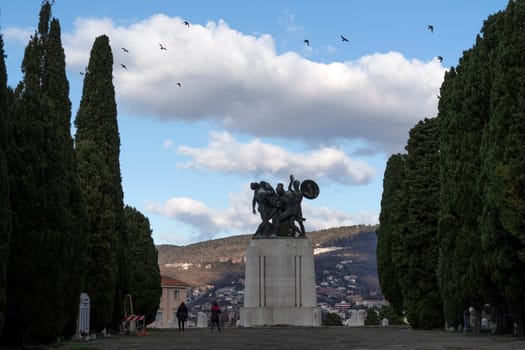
[334,301,352,312]
[149,275,191,328]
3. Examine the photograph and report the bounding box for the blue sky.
[1,0,509,245]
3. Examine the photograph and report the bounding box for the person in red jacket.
[210,302,222,332]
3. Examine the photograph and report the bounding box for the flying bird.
[159,43,167,51]
[437,55,443,62]
[183,21,190,27]
[79,71,84,75]
[176,82,182,87]
[340,35,349,42]
[120,63,128,70]
[121,47,129,53]
[427,24,434,33]
[304,39,310,46]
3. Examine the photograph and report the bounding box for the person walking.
[210,301,222,332]
[176,302,188,332]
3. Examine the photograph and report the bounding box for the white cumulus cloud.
[176,131,375,185]
[61,15,445,154]
[3,27,33,44]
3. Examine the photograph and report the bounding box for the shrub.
[323,312,343,326]
[365,309,380,325]
[379,305,406,325]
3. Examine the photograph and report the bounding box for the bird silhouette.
[120,63,128,70]
[159,43,167,51]
[340,35,349,42]
[427,24,434,33]
[176,82,182,87]
[304,39,310,46]
[79,71,84,75]
[121,47,129,53]
[183,21,190,27]
[437,55,443,62]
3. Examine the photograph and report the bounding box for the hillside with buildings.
[157,225,378,290]
[157,225,382,322]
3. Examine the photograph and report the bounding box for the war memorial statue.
[241,174,321,327]
[250,174,319,238]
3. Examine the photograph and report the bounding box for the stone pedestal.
[240,238,321,327]
[197,312,208,328]
[346,309,366,327]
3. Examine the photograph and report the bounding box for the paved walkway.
[55,326,525,350]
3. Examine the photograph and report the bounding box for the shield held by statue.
[300,180,319,200]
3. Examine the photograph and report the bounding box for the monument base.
[239,238,321,327]
[240,306,321,327]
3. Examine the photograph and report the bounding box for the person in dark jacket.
[210,301,222,332]
[176,302,188,331]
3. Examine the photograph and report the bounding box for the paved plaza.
[55,326,525,350]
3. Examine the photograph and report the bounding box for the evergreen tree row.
[377,0,525,335]
[0,1,161,346]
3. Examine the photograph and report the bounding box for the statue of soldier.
[251,181,280,236]
[251,175,319,238]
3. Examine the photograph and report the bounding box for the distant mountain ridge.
[157,224,379,292]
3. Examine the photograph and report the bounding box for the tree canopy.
[0,2,160,344]
[0,32,12,339]
[124,206,162,325]
[378,0,525,334]
[74,34,125,332]
[2,1,88,344]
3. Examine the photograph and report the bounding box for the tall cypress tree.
[437,25,500,330]
[3,1,87,344]
[376,154,407,315]
[480,0,525,336]
[74,35,126,331]
[402,117,443,329]
[0,33,12,338]
[435,67,468,328]
[378,119,443,329]
[124,206,161,324]
[43,17,89,339]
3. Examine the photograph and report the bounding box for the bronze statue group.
[251,174,319,238]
